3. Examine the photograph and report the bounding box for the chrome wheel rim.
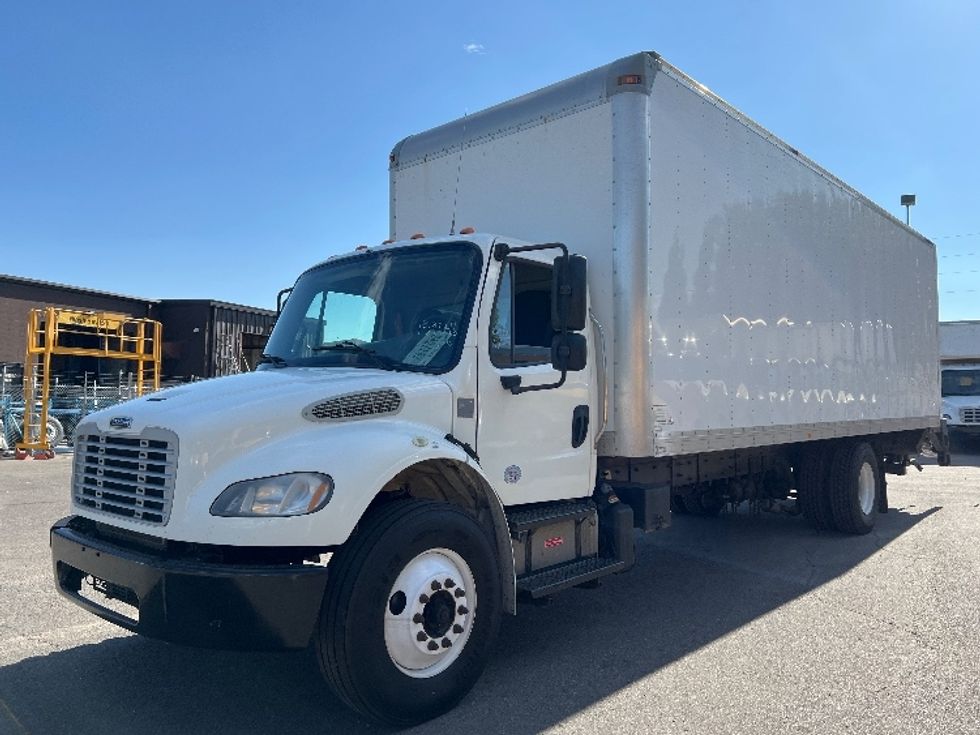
[858,462,876,515]
[384,547,476,679]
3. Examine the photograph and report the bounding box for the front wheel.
[316,499,501,726]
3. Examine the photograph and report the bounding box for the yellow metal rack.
[16,307,162,458]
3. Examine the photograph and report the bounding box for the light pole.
[900,194,916,226]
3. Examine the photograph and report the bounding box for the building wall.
[156,300,275,378]
[0,277,154,365]
[940,321,980,363]
[1,277,275,379]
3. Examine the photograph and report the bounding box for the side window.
[490,260,553,367]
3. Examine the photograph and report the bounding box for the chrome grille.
[73,428,177,525]
[961,408,980,424]
[302,389,403,422]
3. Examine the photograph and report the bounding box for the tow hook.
[911,458,923,472]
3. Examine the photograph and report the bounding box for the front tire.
[316,499,501,726]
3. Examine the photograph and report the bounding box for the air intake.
[303,389,404,422]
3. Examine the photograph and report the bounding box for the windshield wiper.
[259,353,289,368]
[312,341,401,371]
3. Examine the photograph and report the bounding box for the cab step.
[506,500,595,533]
[517,556,628,599]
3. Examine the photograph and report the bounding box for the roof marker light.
[410,233,425,240]
[618,74,643,86]
[381,239,394,245]
[459,226,475,235]
[355,245,369,252]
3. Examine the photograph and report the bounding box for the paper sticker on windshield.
[404,330,452,366]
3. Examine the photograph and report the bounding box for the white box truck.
[51,52,942,725]
[940,321,980,439]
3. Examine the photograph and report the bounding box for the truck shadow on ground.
[0,506,940,735]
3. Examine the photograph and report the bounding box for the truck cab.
[941,363,980,440]
[51,233,618,725]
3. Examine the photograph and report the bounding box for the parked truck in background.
[940,321,980,441]
[50,52,941,725]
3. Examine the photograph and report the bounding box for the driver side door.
[476,252,595,506]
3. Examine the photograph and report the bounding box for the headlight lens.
[210,472,334,517]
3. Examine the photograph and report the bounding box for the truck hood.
[72,368,458,542]
[85,368,449,434]
[942,395,980,414]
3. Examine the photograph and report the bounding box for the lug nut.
[441,638,452,648]
[444,578,456,588]
[417,631,427,641]
[427,640,440,651]
[457,605,469,615]
[413,613,423,624]
[419,594,429,604]
[453,624,464,634]
[431,580,442,591]
[454,588,465,598]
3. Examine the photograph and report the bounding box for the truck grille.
[73,428,178,525]
[962,408,980,424]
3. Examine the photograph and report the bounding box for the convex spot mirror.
[551,333,587,372]
[551,255,587,332]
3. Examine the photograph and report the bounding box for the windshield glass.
[262,243,483,373]
[942,369,980,397]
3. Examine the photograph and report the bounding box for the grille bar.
[962,408,980,424]
[73,427,178,526]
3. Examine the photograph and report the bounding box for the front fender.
[175,418,486,548]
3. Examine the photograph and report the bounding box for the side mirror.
[551,333,588,372]
[551,255,587,332]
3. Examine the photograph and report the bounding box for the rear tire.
[316,499,501,726]
[828,441,881,535]
[796,445,834,531]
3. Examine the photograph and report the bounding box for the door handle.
[571,405,589,448]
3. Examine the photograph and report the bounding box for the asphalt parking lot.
[1,444,979,735]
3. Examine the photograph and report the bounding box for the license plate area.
[71,568,140,624]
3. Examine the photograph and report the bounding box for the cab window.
[490,259,553,367]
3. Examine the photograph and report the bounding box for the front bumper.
[50,516,329,650]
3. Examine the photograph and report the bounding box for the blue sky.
[1,1,977,319]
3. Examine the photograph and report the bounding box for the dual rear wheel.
[798,440,883,535]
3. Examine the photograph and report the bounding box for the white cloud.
[463,42,486,55]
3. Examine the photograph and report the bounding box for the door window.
[490,260,553,367]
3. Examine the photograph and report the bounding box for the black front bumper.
[51,516,329,650]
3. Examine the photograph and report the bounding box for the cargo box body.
[390,52,939,459]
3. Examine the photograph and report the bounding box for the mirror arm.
[494,241,568,262]
[276,287,293,316]
[500,371,567,395]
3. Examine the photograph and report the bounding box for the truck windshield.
[942,369,980,397]
[261,243,483,373]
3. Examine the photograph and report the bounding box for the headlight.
[942,414,952,421]
[210,472,334,517]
